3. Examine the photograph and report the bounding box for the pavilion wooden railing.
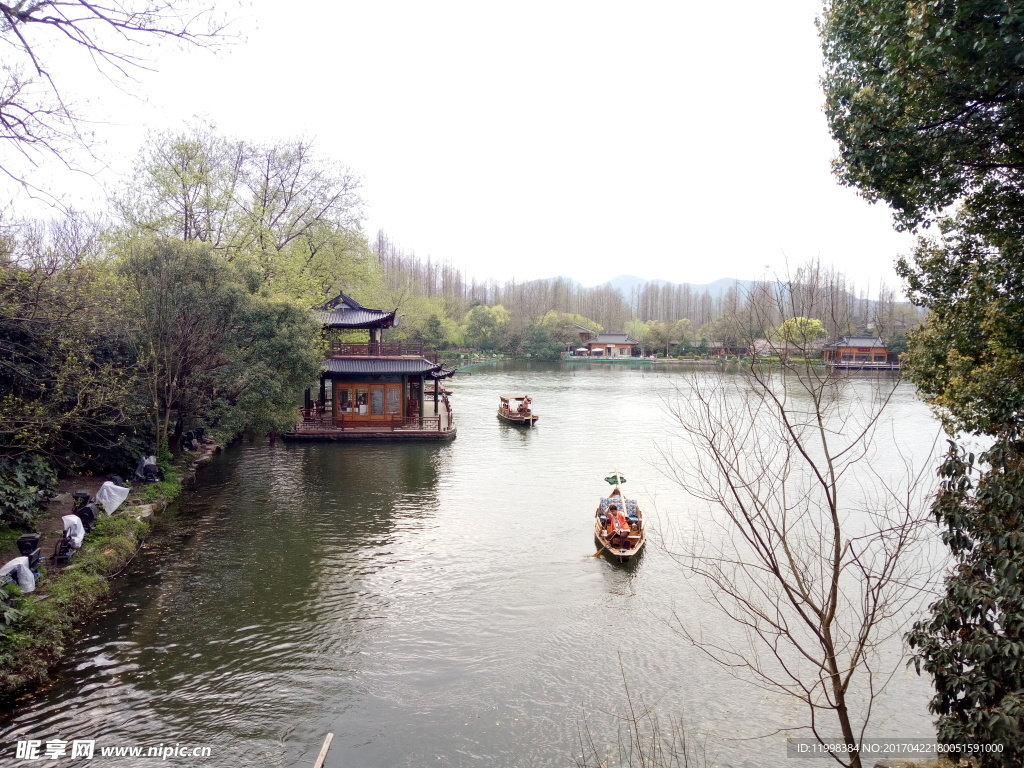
[296,409,446,432]
[327,341,437,363]
[442,395,453,430]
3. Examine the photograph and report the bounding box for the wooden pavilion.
[822,335,900,370]
[283,293,457,441]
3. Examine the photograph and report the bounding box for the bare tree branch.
[656,272,942,768]
[0,0,230,193]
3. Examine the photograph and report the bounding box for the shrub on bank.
[0,514,149,695]
[0,456,57,527]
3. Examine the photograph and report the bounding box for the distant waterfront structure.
[823,336,900,370]
[583,333,640,358]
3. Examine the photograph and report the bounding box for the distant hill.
[598,275,761,299]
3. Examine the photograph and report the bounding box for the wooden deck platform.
[827,362,902,371]
[281,400,456,441]
[562,356,653,364]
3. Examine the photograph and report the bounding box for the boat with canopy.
[593,472,645,562]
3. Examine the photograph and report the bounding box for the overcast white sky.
[8,0,917,294]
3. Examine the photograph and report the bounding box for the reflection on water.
[0,363,942,768]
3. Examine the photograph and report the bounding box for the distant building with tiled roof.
[585,333,639,358]
[823,336,899,369]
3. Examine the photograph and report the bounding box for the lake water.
[0,361,945,767]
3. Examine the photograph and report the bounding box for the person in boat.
[606,504,619,534]
[606,504,628,547]
[518,396,531,415]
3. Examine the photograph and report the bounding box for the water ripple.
[0,364,941,768]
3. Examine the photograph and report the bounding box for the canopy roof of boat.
[499,394,530,400]
[599,497,639,515]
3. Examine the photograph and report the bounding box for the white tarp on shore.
[0,555,35,593]
[62,515,85,549]
[96,481,129,514]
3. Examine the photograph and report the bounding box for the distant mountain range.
[601,275,759,299]
[553,274,760,299]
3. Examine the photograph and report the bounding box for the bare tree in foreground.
[0,0,228,192]
[660,280,938,768]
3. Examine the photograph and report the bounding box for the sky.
[6,0,918,295]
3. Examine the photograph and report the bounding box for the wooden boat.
[593,473,645,562]
[497,394,538,426]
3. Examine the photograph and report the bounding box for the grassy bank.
[0,514,150,695]
[0,459,192,697]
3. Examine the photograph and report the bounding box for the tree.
[907,441,1024,767]
[523,321,563,360]
[777,317,827,351]
[0,215,143,468]
[117,236,322,454]
[0,1,227,192]
[118,124,244,247]
[647,320,691,357]
[539,310,601,351]
[118,125,373,304]
[118,237,242,453]
[822,4,1024,758]
[661,278,934,768]
[697,284,768,352]
[215,297,325,438]
[464,305,506,350]
[625,319,651,356]
[820,0,1024,232]
[897,219,1024,766]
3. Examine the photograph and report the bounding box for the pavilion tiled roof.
[317,292,398,329]
[826,336,887,348]
[324,358,454,378]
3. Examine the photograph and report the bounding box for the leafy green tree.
[523,322,563,360]
[897,221,1024,765]
[118,124,375,305]
[625,319,651,356]
[821,0,1024,231]
[0,217,143,469]
[822,2,1024,759]
[464,305,506,350]
[777,317,827,346]
[420,315,447,350]
[649,318,693,356]
[117,237,321,453]
[907,441,1024,767]
[539,310,602,351]
[118,237,243,453]
[887,332,909,357]
[216,298,324,437]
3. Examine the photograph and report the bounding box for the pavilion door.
[366,384,402,421]
[334,383,401,421]
[334,385,360,419]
